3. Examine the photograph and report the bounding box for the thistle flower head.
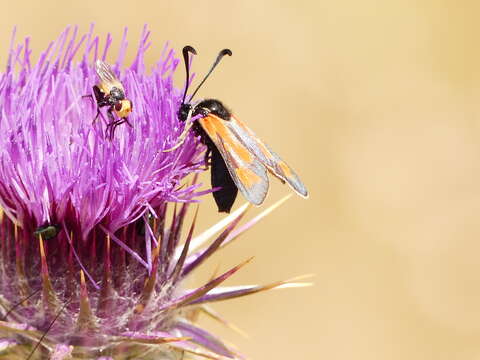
[0,25,205,238]
[0,26,308,360]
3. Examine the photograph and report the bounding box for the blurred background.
[2,0,480,359]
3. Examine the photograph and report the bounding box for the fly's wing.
[95,60,125,94]
[199,114,269,206]
[226,116,308,198]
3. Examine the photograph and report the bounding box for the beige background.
[2,0,480,359]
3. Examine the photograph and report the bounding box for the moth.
[165,46,308,212]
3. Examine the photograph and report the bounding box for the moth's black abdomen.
[195,99,231,120]
[210,147,238,213]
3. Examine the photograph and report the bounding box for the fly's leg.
[107,117,132,140]
[123,117,133,128]
[105,107,118,140]
[83,86,110,124]
[110,118,127,139]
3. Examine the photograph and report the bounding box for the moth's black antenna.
[181,46,197,105]
[188,48,232,102]
[26,299,71,360]
[1,288,41,321]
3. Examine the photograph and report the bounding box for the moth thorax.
[196,99,231,120]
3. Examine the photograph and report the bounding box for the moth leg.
[163,107,194,152]
[202,148,212,170]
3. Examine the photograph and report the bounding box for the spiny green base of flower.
[0,204,193,359]
[0,197,308,360]
[0,340,185,360]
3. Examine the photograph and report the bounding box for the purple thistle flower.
[0,26,310,360]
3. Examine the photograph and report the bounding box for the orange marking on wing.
[278,162,293,177]
[201,116,253,162]
[258,142,272,158]
[235,168,262,189]
[223,139,253,163]
[199,117,218,140]
[212,119,231,139]
[232,116,253,134]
